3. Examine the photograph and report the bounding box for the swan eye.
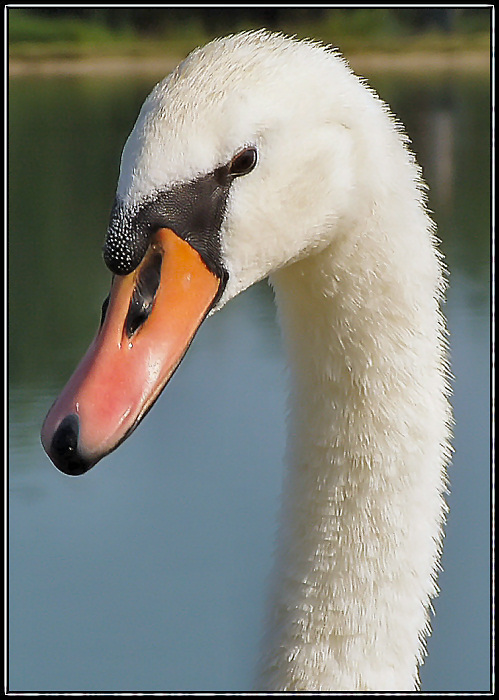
[228,147,257,177]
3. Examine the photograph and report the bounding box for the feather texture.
[115,30,452,691]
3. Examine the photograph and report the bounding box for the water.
[8,66,491,692]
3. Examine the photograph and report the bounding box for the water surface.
[8,67,491,692]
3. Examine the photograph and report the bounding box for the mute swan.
[41,31,451,691]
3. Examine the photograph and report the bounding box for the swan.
[41,30,452,691]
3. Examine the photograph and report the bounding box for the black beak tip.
[49,414,93,476]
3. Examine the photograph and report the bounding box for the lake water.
[8,64,491,692]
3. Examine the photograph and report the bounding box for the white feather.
[117,30,452,691]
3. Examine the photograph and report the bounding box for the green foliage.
[322,8,403,39]
[8,8,133,45]
[8,6,491,59]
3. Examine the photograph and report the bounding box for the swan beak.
[41,227,221,476]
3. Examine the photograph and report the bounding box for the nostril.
[125,249,162,338]
[50,414,91,476]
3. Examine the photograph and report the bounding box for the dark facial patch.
[104,161,239,281]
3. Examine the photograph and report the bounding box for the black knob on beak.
[50,414,92,476]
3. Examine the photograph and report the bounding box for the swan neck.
[259,208,450,691]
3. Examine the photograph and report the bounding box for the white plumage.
[92,31,454,690]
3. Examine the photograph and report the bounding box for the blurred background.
[8,6,492,694]
[9,6,491,65]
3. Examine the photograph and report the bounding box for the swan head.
[41,31,365,475]
[109,31,361,304]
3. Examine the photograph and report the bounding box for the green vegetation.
[8,7,491,62]
[8,9,139,60]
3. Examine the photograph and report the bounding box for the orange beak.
[41,228,222,475]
